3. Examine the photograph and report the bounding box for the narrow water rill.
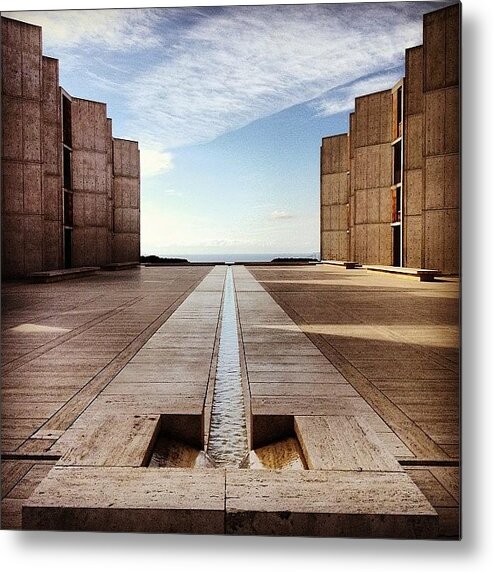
[207,266,249,467]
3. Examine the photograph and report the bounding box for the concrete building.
[321,4,460,274]
[1,17,140,280]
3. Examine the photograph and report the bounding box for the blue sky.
[10,2,451,257]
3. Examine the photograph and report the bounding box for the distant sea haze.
[157,253,320,263]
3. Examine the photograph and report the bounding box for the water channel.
[207,266,249,467]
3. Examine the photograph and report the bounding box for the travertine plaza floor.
[0,264,459,537]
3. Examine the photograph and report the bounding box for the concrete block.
[405,169,423,216]
[23,467,226,534]
[225,470,437,538]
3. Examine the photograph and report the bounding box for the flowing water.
[148,264,306,470]
[207,266,249,467]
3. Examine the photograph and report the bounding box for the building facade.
[320,4,460,274]
[1,17,140,280]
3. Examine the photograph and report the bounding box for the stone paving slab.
[2,264,456,537]
[294,416,402,471]
[59,415,160,467]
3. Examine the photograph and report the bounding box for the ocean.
[156,253,320,263]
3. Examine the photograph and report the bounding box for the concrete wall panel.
[23,99,42,162]
[424,4,460,92]
[24,216,43,273]
[404,215,422,268]
[443,208,459,275]
[43,219,61,269]
[2,98,23,160]
[22,51,41,100]
[405,114,423,170]
[2,162,23,213]
[367,189,380,224]
[379,224,392,265]
[43,175,60,220]
[444,87,459,154]
[404,169,422,216]
[2,46,22,97]
[23,164,42,214]
[112,138,140,262]
[405,46,423,116]
[2,215,25,277]
[444,154,460,209]
[379,187,392,223]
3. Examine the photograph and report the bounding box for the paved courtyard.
[1,264,459,536]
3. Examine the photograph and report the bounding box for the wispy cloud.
[311,67,405,117]
[8,9,164,51]
[123,3,441,149]
[270,210,295,220]
[139,147,174,178]
[9,2,447,152]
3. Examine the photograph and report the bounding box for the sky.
[9,1,452,258]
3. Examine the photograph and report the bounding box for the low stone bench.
[101,261,140,271]
[29,267,99,283]
[364,265,441,282]
[321,260,361,269]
